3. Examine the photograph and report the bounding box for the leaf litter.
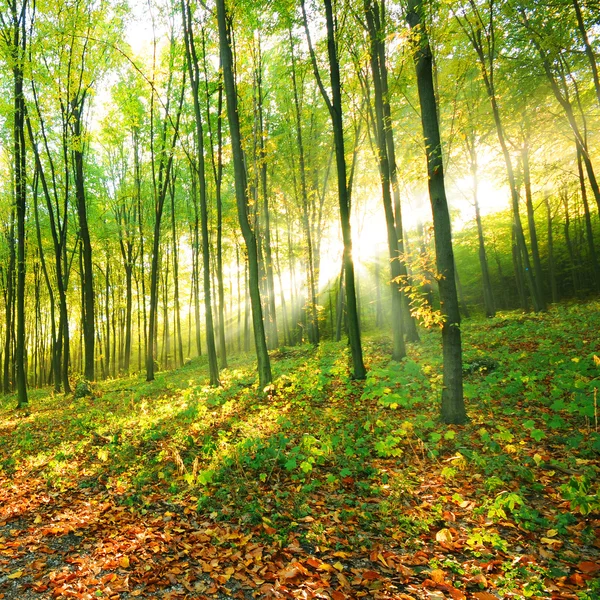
[0,302,599,599]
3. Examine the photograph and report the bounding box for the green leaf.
[530,429,545,442]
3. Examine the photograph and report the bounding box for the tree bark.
[216,0,272,387]
[407,0,466,424]
[301,0,366,379]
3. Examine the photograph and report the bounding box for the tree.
[301,0,366,379]
[182,0,220,385]
[216,0,272,387]
[406,0,466,424]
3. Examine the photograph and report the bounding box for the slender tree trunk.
[459,4,541,311]
[301,0,365,378]
[367,0,419,342]
[146,63,184,382]
[13,10,27,406]
[572,0,600,108]
[182,1,220,384]
[3,211,15,395]
[577,144,600,290]
[562,190,580,295]
[544,192,558,303]
[521,140,546,309]
[72,100,95,381]
[169,179,184,367]
[216,0,271,386]
[365,0,406,360]
[105,261,111,379]
[289,30,319,346]
[407,0,465,424]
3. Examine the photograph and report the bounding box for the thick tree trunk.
[407,0,465,424]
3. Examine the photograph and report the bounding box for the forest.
[0,0,599,598]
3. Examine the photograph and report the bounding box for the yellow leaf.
[545,529,558,538]
[7,570,23,579]
[435,528,453,544]
[119,555,130,568]
[541,537,562,546]
[34,515,42,524]
[333,562,344,571]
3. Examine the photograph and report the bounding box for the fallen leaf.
[119,555,130,568]
[578,561,600,574]
[472,593,498,600]
[7,571,23,580]
[430,568,445,584]
[447,587,466,600]
[435,528,453,544]
[280,566,300,580]
[362,570,380,581]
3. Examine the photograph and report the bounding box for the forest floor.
[0,302,599,600]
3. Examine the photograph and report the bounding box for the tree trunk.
[216,0,271,386]
[468,143,496,317]
[544,192,558,303]
[72,99,95,381]
[301,0,365,378]
[365,0,406,360]
[407,0,465,424]
[577,143,600,290]
[3,211,15,395]
[521,140,546,309]
[182,0,220,384]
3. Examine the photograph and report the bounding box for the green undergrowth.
[1,300,600,597]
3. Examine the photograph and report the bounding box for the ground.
[1,302,599,599]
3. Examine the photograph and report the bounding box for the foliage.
[1,302,600,598]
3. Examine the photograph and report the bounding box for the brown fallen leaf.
[472,593,498,600]
[362,570,380,581]
[577,561,600,574]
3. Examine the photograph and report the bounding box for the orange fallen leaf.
[568,572,586,587]
[331,592,346,600]
[447,587,466,600]
[430,568,445,584]
[119,555,130,568]
[472,593,498,600]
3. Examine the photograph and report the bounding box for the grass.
[0,301,599,599]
